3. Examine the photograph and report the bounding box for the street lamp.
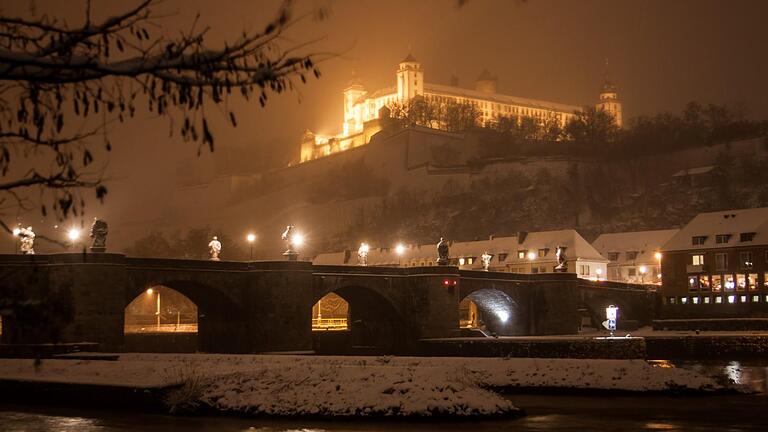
[246,233,256,260]
[67,228,80,249]
[395,243,405,267]
[639,265,647,284]
[12,226,20,254]
[654,252,663,285]
[358,242,370,266]
[147,288,160,331]
[596,267,603,281]
[291,232,304,248]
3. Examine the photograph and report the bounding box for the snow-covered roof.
[313,230,607,267]
[662,207,768,252]
[592,229,679,265]
[671,165,716,177]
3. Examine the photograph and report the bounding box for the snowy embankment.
[0,354,743,417]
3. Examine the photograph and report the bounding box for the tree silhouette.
[0,0,323,232]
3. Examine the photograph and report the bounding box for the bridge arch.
[126,279,246,352]
[313,284,408,354]
[458,288,526,336]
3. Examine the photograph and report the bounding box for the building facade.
[313,230,608,280]
[301,55,622,162]
[592,229,679,285]
[660,207,768,317]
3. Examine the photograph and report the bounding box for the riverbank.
[0,354,747,419]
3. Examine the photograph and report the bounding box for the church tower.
[396,53,424,101]
[595,61,623,128]
[343,70,366,136]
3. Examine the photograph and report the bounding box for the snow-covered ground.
[0,354,746,417]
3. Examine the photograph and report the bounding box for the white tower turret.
[396,53,424,101]
[595,61,623,128]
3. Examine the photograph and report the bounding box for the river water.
[1,360,767,431]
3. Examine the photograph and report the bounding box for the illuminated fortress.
[300,54,622,162]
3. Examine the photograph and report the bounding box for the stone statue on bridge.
[481,252,492,271]
[208,236,222,261]
[437,237,449,265]
[555,246,568,272]
[18,226,35,255]
[89,218,108,252]
[281,225,299,261]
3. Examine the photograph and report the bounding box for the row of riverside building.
[313,206,768,320]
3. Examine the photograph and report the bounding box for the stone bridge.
[0,254,654,354]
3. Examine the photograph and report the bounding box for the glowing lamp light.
[291,233,305,247]
[654,252,662,260]
[359,242,370,254]
[495,310,510,323]
[247,233,256,243]
[526,251,536,260]
[146,288,154,295]
[639,265,647,274]
[12,227,21,236]
[395,243,406,255]
[67,228,80,242]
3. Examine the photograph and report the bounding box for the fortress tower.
[396,54,424,100]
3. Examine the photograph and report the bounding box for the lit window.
[699,275,711,290]
[752,295,760,303]
[680,297,688,305]
[737,274,747,291]
[459,258,466,266]
[725,275,735,291]
[765,295,768,303]
[692,254,705,266]
[715,234,732,244]
[692,236,707,246]
[740,295,747,303]
[715,296,723,304]
[518,250,527,259]
[688,276,699,291]
[467,257,474,265]
[712,275,722,292]
[748,273,758,291]
[692,296,700,305]
[727,295,736,304]
[703,296,711,304]
[668,297,677,304]
[715,253,728,271]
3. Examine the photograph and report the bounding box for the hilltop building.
[313,230,608,280]
[592,229,679,285]
[301,55,623,162]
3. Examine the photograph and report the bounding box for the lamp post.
[527,250,536,273]
[395,243,405,267]
[596,267,603,281]
[246,233,256,260]
[147,288,160,331]
[654,252,663,285]
[12,226,20,254]
[639,265,647,284]
[358,242,370,266]
[67,228,80,250]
